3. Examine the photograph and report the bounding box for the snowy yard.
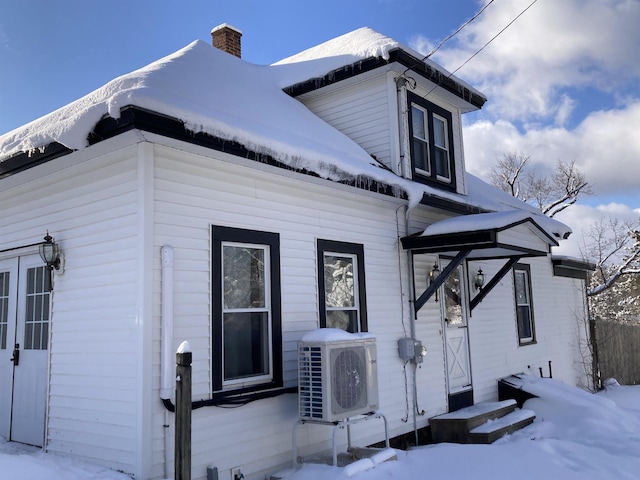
[3,377,640,480]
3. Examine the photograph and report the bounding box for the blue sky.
[1,0,638,255]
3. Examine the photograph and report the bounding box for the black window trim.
[212,225,283,398]
[317,239,368,333]
[513,263,536,346]
[407,91,457,192]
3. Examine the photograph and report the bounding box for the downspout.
[395,74,410,179]
[395,74,423,445]
[160,245,174,479]
[407,245,420,445]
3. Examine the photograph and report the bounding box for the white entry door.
[441,262,472,408]
[0,255,50,447]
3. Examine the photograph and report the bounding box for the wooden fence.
[593,319,640,386]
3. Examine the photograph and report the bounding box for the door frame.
[439,258,473,411]
[0,247,51,447]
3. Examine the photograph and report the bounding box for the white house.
[0,25,592,480]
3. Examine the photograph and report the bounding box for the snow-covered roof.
[300,328,375,343]
[0,27,569,240]
[422,210,553,238]
[0,39,426,207]
[402,208,561,259]
[463,174,571,239]
[271,27,485,104]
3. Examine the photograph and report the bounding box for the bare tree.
[489,152,530,199]
[582,218,640,299]
[489,151,639,315]
[489,152,592,217]
[538,159,592,217]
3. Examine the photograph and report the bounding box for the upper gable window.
[407,92,456,190]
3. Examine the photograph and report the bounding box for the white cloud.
[407,0,640,259]
[553,201,639,258]
[416,0,640,124]
[463,100,640,200]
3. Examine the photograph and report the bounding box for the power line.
[449,0,539,77]
[424,0,496,60]
[422,0,540,99]
[402,0,496,77]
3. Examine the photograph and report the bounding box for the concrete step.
[429,399,518,443]
[468,408,536,444]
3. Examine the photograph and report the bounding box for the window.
[513,264,535,344]
[0,271,8,349]
[24,267,50,350]
[407,92,456,189]
[212,226,282,396]
[317,240,367,333]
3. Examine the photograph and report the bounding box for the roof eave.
[0,106,406,202]
[282,48,487,110]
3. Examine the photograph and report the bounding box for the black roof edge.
[401,229,496,251]
[390,50,486,109]
[420,192,487,215]
[282,48,486,110]
[551,256,596,272]
[1,106,404,200]
[0,142,73,180]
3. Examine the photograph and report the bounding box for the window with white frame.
[411,104,430,175]
[407,92,456,190]
[513,264,536,344]
[317,239,367,333]
[433,113,451,181]
[212,226,282,396]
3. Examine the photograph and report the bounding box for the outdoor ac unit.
[298,333,378,422]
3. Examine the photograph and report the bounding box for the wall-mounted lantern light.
[429,262,440,302]
[474,268,485,291]
[39,231,61,271]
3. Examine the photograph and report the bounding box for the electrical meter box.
[398,338,426,363]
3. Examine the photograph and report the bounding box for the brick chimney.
[211,24,242,58]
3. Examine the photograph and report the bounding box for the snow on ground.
[2,376,640,480]
[0,440,130,480]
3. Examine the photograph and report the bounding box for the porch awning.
[400,210,560,259]
[401,210,564,314]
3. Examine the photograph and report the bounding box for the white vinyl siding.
[0,141,142,476]
[151,141,410,479]
[0,130,591,480]
[465,257,588,403]
[297,73,396,172]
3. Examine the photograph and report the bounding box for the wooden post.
[175,341,192,480]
